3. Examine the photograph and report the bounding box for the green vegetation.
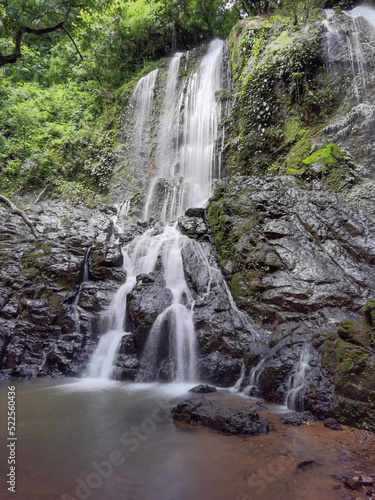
[227,16,327,176]
[0,0,355,200]
[0,0,237,199]
[285,143,358,192]
[321,317,375,430]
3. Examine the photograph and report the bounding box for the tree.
[0,0,102,67]
[281,0,324,25]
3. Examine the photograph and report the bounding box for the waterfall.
[86,330,125,379]
[323,6,375,102]
[129,225,197,382]
[85,39,236,383]
[71,247,90,335]
[284,345,311,411]
[144,39,225,222]
[322,5,375,174]
[243,359,265,397]
[129,69,158,179]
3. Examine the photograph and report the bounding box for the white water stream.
[85,40,228,383]
[144,39,225,221]
[284,344,311,411]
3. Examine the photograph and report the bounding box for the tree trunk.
[0,195,38,239]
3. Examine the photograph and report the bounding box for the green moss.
[228,21,322,176]
[337,319,360,336]
[285,143,357,192]
[363,299,375,327]
[302,142,342,167]
[21,267,38,277]
[286,138,311,173]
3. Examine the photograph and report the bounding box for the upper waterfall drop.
[322,4,375,175]
[344,5,375,27]
[144,39,226,222]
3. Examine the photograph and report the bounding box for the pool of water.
[0,379,374,500]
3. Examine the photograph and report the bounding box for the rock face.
[207,175,375,429]
[0,199,136,378]
[171,397,272,435]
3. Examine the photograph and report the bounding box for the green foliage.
[0,77,117,195]
[0,0,238,201]
[228,21,323,176]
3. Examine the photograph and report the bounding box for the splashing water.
[284,344,311,411]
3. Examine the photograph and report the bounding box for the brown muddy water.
[0,379,374,500]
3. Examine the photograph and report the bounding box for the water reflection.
[0,379,374,500]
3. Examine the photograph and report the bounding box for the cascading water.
[284,344,311,412]
[322,4,375,174]
[130,225,197,382]
[144,39,226,221]
[243,359,265,397]
[85,40,236,383]
[129,69,158,178]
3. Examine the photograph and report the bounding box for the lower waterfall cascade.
[85,35,320,408]
[84,39,269,390]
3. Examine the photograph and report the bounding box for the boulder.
[172,398,272,435]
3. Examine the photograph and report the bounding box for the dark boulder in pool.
[171,398,272,435]
[280,411,317,426]
[189,384,217,393]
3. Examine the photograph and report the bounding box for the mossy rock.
[363,299,375,327]
[337,316,375,348]
[337,319,361,342]
[322,331,375,412]
[333,395,375,431]
[292,143,358,192]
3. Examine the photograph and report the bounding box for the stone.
[296,460,316,470]
[0,199,136,378]
[125,272,173,350]
[324,417,343,431]
[280,411,317,426]
[171,398,273,435]
[189,384,217,393]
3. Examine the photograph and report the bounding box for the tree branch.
[61,27,84,61]
[0,195,39,239]
[0,3,73,67]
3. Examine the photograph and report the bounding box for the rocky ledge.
[0,198,142,378]
[207,175,375,430]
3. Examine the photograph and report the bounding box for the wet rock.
[296,460,317,470]
[207,176,375,427]
[198,352,243,387]
[280,411,317,426]
[363,299,375,327]
[185,207,206,218]
[89,241,125,282]
[324,418,343,431]
[361,476,375,487]
[189,384,217,393]
[321,331,375,429]
[0,198,135,378]
[125,272,173,350]
[344,475,364,490]
[171,398,272,435]
[112,356,140,381]
[207,176,375,331]
[178,215,208,240]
